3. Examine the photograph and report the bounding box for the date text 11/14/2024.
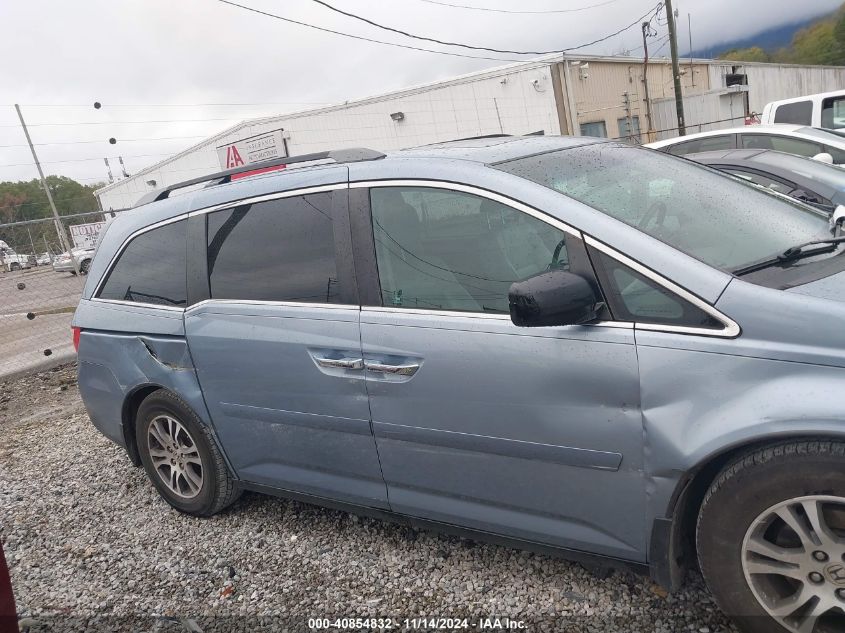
[307,617,527,630]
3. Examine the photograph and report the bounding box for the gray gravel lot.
[0,364,738,633]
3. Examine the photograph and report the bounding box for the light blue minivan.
[74,136,845,633]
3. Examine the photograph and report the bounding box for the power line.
[1,102,332,108]
[0,152,177,169]
[310,0,661,56]
[416,0,621,13]
[0,135,209,149]
[0,117,245,128]
[214,0,525,62]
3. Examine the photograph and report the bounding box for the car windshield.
[495,143,831,272]
[797,127,845,144]
[754,151,845,192]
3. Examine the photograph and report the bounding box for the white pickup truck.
[0,240,33,272]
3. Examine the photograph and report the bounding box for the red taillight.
[72,326,81,352]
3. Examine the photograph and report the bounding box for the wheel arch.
[650,430,845,591]
[121,384,165,467]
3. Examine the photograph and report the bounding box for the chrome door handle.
[315,357,364,370]
[363,361,420,376]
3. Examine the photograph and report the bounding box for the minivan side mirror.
[508,270,600,327]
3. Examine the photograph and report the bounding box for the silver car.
[74,138,845,633]
[53,247,94,274]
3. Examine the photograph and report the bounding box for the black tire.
[135,390,241,516]
[79,259,91,275]
[9,263,19,271]
[696,440,845,633]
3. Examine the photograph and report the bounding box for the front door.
[354,183,646,560]
[185,184,388,509]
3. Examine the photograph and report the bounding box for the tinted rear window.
[206,192,340,303]
[774,101,812,125]
[98,220,187,307]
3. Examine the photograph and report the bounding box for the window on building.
[773,100,813,125]
[580,121,608,138]
[821,96,845,129]
[617,116,641,141]
[206,192,340,303]
[591,250,722,329]
[370,187,570,314]
[98,220,187,307]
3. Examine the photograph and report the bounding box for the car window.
[823,144,845,164]
[495,143,830,273]
[206,192,340,303]
[821,96,845,129]
[741,134,823,157]
[722,168,795,196]
[98,220,187,307]
[666,135,732,156]
[592,250,722,329]
[370,187,570,314]
[773,100,812,125]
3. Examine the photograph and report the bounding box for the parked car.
[35,251,53,266]
[761,89,845,129]
[685,148,845,211]
[75,138,845,633]
[0,240,32,272]
[646,124,845,165]
[53,246,94,274]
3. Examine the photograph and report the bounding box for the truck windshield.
[495,143,831,272]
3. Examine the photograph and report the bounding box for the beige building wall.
[555,59,713,142]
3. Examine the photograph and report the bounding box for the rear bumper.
[77,360,127,448]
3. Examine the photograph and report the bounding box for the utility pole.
[641,21,655,142]
[664,0,686,136]
[15,104,79,274]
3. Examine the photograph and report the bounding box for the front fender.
[638,344,845,523]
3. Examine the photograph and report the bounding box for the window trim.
[92,215,189,310]
[92,182,347,311]
[352,179,736,337]
[354,178,586,317]
[584,235,740,338]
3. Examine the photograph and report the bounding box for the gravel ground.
[0,364,738,633]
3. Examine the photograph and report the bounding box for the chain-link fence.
[0,210,122,380]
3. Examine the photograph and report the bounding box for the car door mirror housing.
[508,270,600,327]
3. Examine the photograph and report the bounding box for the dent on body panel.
[637,340,845,520]
[80,331,211,429]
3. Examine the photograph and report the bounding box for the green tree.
[791,19,845,65]
[0,176,105,255]
[717,2,845,66]
[720,46,770,62]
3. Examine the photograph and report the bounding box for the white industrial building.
[96,53,845,210]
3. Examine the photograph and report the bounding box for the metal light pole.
[664,0,686,136]
[14,104,79,274]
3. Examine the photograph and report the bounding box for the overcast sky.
[0,0,840,190]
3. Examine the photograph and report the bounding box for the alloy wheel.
[146,415,204,499]
[742,495,845,632]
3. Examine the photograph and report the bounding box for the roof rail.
[136,147,385,206]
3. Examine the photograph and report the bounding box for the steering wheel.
[637,201,668,232]
[548,239,569,270]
